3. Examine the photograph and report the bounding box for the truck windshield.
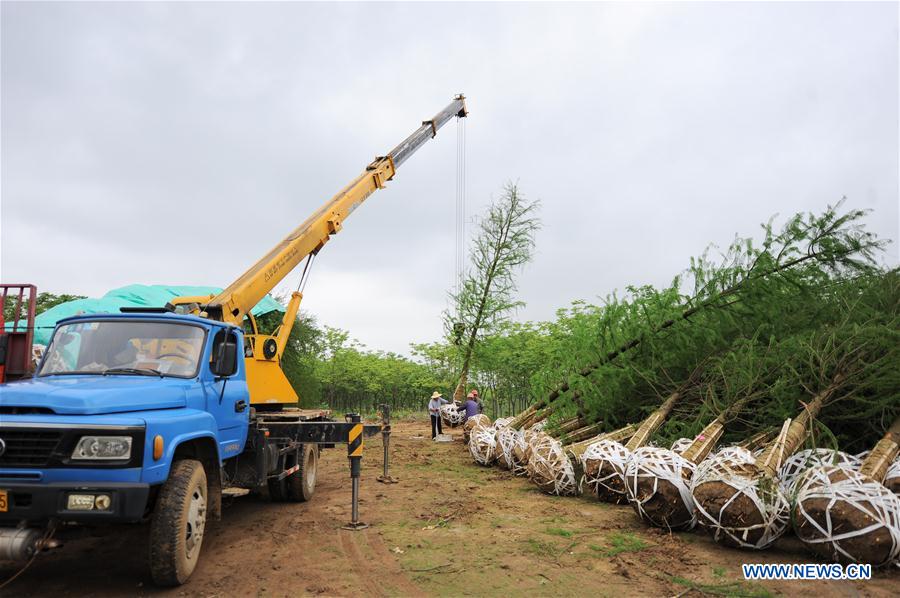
[38,320,205,378]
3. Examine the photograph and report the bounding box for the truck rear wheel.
[149,459,208,586]
[287,444,318,502]
[269,444,317,503]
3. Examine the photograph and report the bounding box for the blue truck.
[0,95,467,585]
[0,311,349,585]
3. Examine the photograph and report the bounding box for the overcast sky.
[2,2,898,355]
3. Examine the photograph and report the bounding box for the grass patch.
[671,576,772,598]
[590,532,649,557]
[544,527,574,538]
[713,566,727,578]
[523,537,559,558]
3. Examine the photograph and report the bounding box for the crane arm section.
[203,95,467,325]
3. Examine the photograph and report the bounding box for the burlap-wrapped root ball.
[525,433,556,477]
[778,448,861,500]
[521,430,551,472]
[884,457,900,495]
[581,439,631,503]
[440,403,465,428]
[508,427,538,476]
[793,465,900,566]
[692,459,791,549]
[625,446,697,529]
[469,426,498,465]
[463,414,491,444]
[527,437,578,496]
[495,426,523,470]
[670,438,694,456]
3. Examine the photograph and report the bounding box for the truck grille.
[0,430,64,467]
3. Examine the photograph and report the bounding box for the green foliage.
[445,182,540,399]
[650,270,900,450]
[253,301,450,413]
[3,291,86,323]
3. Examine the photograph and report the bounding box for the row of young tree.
[457,202,899,569]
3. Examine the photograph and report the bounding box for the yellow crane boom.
[175,95,467,405]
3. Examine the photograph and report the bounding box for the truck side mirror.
[211,333,238,378]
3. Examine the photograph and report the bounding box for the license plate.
[0,490,7,512]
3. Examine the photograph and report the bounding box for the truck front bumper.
[0,482,150,525]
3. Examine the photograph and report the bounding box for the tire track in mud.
[339,530,387,596]
[365,531,425,596]
[338,529,424,597]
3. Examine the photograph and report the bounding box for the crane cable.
[455,113,467,317]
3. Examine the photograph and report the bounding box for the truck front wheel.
[149,459,208,586]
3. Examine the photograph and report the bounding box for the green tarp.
[22,284,284,345]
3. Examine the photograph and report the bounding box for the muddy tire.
[149,459,208,586]
[287,444,318,502]
[268,470,289,502]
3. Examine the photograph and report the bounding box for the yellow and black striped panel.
[348,423,364,457]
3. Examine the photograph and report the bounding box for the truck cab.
[0,312,250,584]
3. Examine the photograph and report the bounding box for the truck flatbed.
[255,408,333,421]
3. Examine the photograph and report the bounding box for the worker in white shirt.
[427,390,448,439]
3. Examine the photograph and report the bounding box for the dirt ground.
[2,418,897,597]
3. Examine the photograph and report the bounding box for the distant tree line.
[2,291,85,323]
[4,290,565,419]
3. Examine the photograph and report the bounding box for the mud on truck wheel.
[149,459,208,586]
[269,444,318,503]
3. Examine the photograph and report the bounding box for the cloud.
[2,2,897,355]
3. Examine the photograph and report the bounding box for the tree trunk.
[754,375,842,477]
[624,391,682,452]
[681,395,752,464]
[858,416,900,481]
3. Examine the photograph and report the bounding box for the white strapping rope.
[470,426,498,466]
[463,414,491,443]
[778,448,861,501]
[670,437,694,455]
[495,426,522,470]
[440,403,465,427]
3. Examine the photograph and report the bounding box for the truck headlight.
[71,436,133,460]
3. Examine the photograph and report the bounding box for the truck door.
[205,329,250,458]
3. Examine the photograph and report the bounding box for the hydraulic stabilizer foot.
[342,413,369,531]
[376,404,398,484]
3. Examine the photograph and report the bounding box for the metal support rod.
[377,403,398,484]
[351,477,360,523]
[342,413,369,530]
